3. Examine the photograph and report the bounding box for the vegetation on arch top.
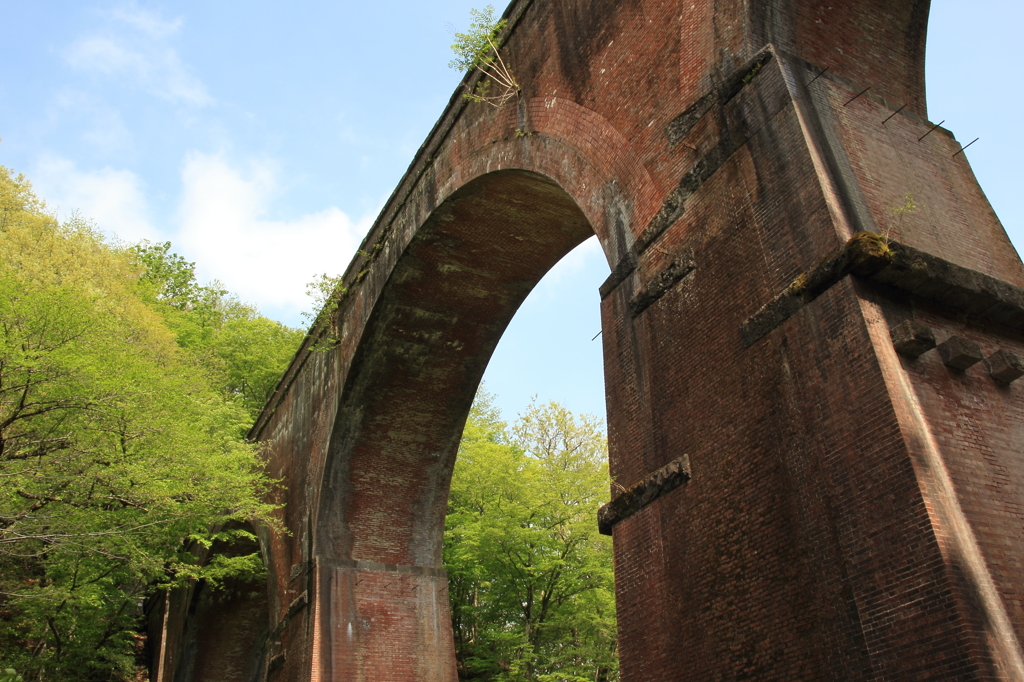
[449,5,521,107]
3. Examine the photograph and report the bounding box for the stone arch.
[314,168,597,564]
[310,165,614,679]
[307,95,655,566]
[249,97,658,682]
[156,0,1024,679]
[426,95,662,268]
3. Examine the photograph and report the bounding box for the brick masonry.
[153,0,1024,679]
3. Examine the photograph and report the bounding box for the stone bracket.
[318,557,447,578]
[890,320,937,358]
[937,336,985,371]
[598,455,691,535]
[988,349,1024,384]
[629,252,696,317]
[741,233,1024,348]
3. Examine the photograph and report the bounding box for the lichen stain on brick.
[152,1,1024,680]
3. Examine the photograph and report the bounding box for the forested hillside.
[0,167,298,679]
[0,166,617,681]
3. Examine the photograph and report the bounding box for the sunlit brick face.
[154,1,1024,680]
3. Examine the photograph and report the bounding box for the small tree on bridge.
[449,5,520,107]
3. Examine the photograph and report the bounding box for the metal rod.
[807,66,829,86]
[881,104,907,125]
[918,120,945,142]
[591,330,603,341]
[844,86,871,106]
[953,137,979,157]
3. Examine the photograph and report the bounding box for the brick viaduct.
[151,0,1024,679]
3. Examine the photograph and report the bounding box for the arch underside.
[303,169,600,680]
[316,169,595,569]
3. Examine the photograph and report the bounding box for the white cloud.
[107,5,183,39]
[176,152,366,320]
[32,154,159,244]
[49,89,134,153]
[64,6,212,107]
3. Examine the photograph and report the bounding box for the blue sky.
[1,1,1020,424]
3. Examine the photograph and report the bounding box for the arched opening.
[482,231,609,423]
[446,234,614,679]
[313,169,611,678]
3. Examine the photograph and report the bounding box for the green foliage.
[881,191,918,243]
[303,273,345,322]
[301,272,347,352]
[0,670,23,682]
[132,240,205,308]
[448,6,505,72]
[0,167,280,680]
[130,240,304,419]
[445,393,618,681]
[449,6,520,107]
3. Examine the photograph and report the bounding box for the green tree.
[131,240,205,307]
[0,167,278,680]
[445,394,618,681]
[129,240,304,419]
[449,5,520,107]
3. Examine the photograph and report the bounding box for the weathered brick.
[891,319,937,358]
[152,1,1024,680]
[937,335,985,371]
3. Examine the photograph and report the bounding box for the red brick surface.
[155,0,1024,679]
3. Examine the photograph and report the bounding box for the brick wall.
[156,0,1024,679]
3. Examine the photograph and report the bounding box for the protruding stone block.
[890,320,936,358]
[987,349,1024,384]
[598,455,691,535]
[937,335,984,370]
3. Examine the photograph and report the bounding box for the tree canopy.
[129,239,305,419]
[0,167,293,680]
[446,395,618,681]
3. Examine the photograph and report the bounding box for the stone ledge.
[318,557,447,578]
[599,48,779,302]
[629,252,696,317]
[741,232,1024,348]
[599,252,638,299]
[598,455,691,535]
[285,591,308,620]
